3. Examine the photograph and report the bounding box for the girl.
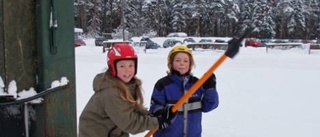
[150,45,219,137]
[79,43,176,137]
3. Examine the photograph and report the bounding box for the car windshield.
[96,37,105,40]
[184,38,195,42]
[199,39,212,42]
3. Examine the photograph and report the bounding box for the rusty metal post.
[0,0,37,136]
[0,0,76,136]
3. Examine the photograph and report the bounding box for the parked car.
[74,38,86,47]
[288,39,302,43]
[214,39,227,43]
[189,38,214,50]
[74,28,85,47]
[95,36,107,46]
[102,40,130,53]
[199,38,213,43]
[163,39,182,48]
[140,37,160,49]
[302,39,315,44]
[183,38,196,44]
[245,38,262,47]
[95,33,113,46]
[260,39,273,47]
[167,32,187,37]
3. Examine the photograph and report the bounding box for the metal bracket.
[0,84,68,106]
[49,0,58,55]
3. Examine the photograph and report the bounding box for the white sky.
[76,38,320,137]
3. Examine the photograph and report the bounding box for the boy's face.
[172,52,190,75]
[116,59,135,83]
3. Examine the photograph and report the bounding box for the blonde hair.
[104,70,144,109]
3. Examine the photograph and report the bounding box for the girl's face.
[116,59,135,83]
[172,52,190,75]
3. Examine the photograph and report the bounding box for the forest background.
[74,0,320,40]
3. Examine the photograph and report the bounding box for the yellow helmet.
[167,45,195,71]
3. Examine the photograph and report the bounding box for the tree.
[73,0,320,39]
[126,0,146,36]
[305,0,320,39]
[287,0,306,38]
[220,0,241,36]
[170,0,186,32]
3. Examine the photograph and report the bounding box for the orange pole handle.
[145,129,157,137]
[145,54,228,137]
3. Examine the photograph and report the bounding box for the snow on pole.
[8,80,17,98]
[0,76,4,94]
[18,88,43,104]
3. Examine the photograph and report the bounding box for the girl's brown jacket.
[79,73,158,137]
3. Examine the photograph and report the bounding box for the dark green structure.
[0,0,76,136]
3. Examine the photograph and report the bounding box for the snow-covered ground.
[76,38,320,137]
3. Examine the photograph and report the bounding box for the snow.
[0,77,69,104]
[8,80,17,98]
[18,88,43,104]
[0,76,5,95]
[167,32,188,37]
[60,77,69,86]
[74,28,83,33]
[51,77,69,88]
[76,37,320,137]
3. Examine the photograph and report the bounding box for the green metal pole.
[35,0,77,136]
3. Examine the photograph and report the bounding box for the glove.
[226,37,242,58]
[155,106,177,129]
[203,73,216,90]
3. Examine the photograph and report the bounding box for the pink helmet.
[107,43,138,76]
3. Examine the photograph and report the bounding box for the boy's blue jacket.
[150,74,219,137]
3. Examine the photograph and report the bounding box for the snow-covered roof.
[167,32,188,37]
[74,28,83,33]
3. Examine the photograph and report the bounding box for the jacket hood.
[93,72,114,92]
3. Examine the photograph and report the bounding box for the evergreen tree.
[170,0,186,32]
[126,0,146,36]
[73,0,320,39]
